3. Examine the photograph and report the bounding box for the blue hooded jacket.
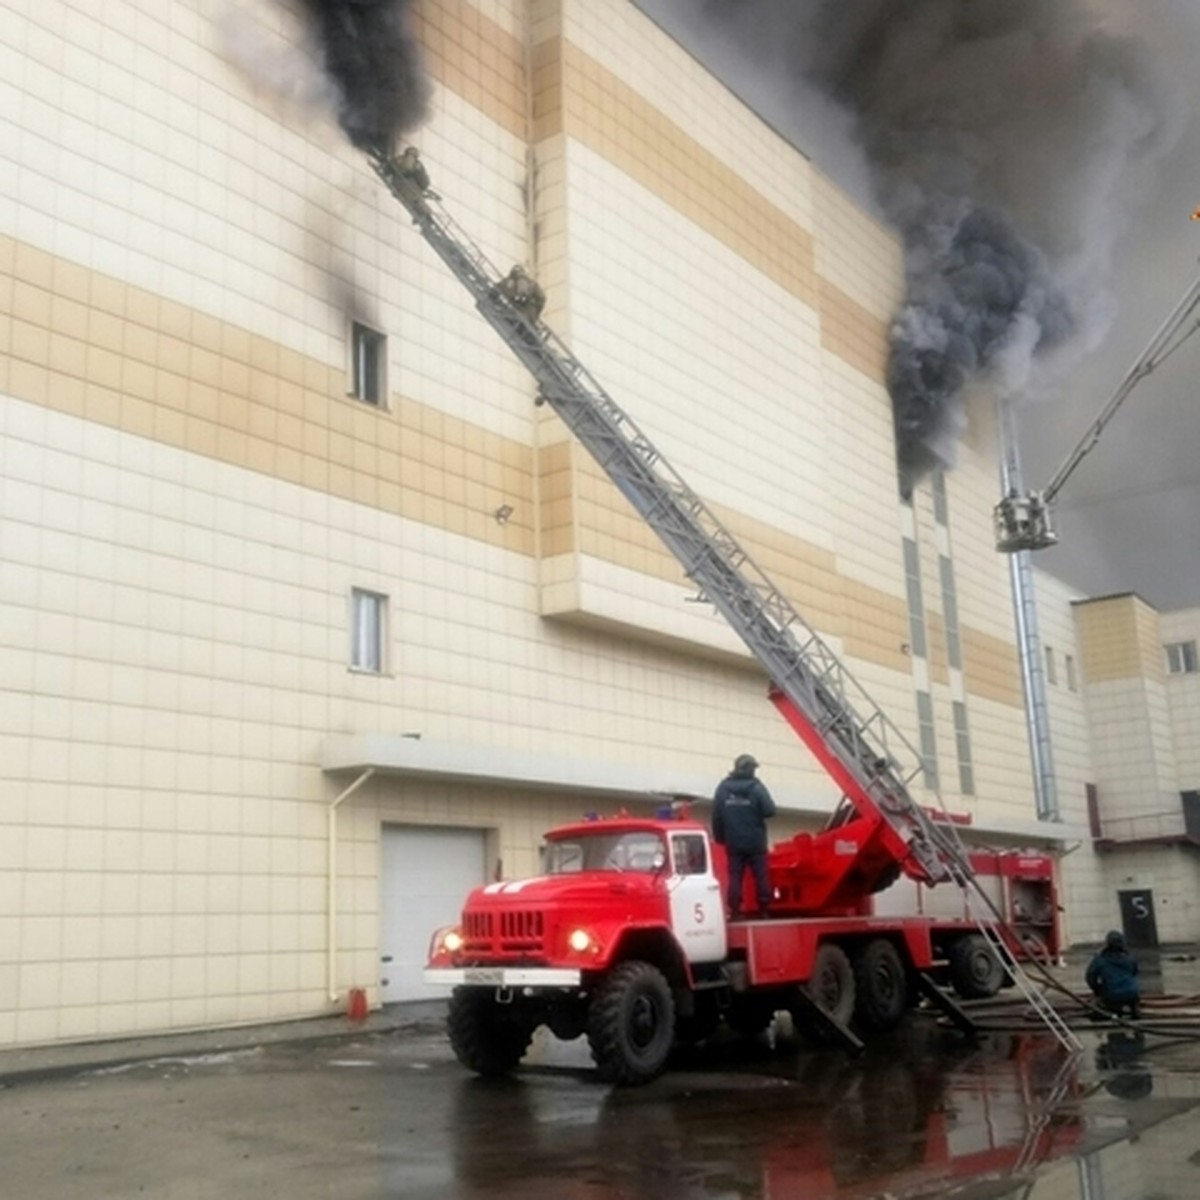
[1086,931,1140,1005]
[713,760,776,854]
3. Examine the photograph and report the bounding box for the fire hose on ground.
[922,957,1200,1044]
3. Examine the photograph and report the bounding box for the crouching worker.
[1086,930,1141,1019]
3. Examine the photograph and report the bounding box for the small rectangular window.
[1065,654,1078,692]
[1166,641,1198,675]
[916,690,939,790]
[932,468,949,526]
[952,700,975,796]
[1044,646,1057,686]
[1086,783,1103,839]
[672,834,708,876]
[351,322,386,406]
[903,538,928,659]
[350,588,387,673]
[938,555,962,670]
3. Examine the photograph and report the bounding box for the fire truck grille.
[463,910,545,955]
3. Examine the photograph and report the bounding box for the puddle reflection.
[438,954,1200,1198]
[448,1029,1078,1198]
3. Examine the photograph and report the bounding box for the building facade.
[1063,594,1200,945]
[0,0,1195,1049]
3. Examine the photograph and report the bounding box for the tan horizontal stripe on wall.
[840,580,910,674]
[529,34,817,312]
[5,231,1011,703]
[557,452,910,672]
[415,4,885,389]
[818,277,889,382]
[0,235,534,552]
[536,438,576,559]
[961,625,1022,708]
[412,0,527,140]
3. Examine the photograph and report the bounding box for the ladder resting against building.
[365,145,1080,1053]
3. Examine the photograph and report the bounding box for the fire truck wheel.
[852,939,908,1032]
[587,961,675,1085]
[447,987,535,1077]
[948,934,1005,999]
[799,943,856,1036]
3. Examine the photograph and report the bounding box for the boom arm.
[995,266,1200,553]
[367,146,971,890]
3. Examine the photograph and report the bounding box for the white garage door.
[380,824,488,1002]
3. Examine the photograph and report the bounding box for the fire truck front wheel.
[447,987,535,1077]
[587,961,675,1086]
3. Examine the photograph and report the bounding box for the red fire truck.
[424,805,1061,1084]
[366,146,1076,1083]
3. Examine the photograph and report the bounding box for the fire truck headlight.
[567,928,594,954]
[441,929,465,954]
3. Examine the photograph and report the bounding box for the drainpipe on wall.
[997,398,1059,821]
[327,768,375,1003]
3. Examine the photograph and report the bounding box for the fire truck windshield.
[543,830,666,874]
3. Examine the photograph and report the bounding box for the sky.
[633,0,1200,612]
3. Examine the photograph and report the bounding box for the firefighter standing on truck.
[713,753,776,919]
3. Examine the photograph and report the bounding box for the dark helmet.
[1104,930,1126,951]
[734,753,758,774]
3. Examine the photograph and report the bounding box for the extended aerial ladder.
[995,266,1200,552]
[366,146,1079,1050]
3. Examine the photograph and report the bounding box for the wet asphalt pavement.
[4,956,1200,1199]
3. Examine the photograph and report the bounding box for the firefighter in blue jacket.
[713,753,776,918]
[1086,930,1142,1019]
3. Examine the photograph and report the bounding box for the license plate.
[463,968,504,985]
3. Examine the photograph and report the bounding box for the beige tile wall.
[1091,844,1200,946]
[811,174,901,323]
[560,0,814,231]
[1075,596,1182,830]
[412,0,527,139]
[1,235,537,551]
[1075,593,1165,684]
[2,0,1020,726]
[0,0,1061,1051]
[1161,606,1200,785]
[528,10,1028,758]
[1,388,841,1045]
[1034,569,1101,942]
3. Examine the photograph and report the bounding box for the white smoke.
[217,2,339,125]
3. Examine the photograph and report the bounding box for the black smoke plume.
[800,0,1176,483]
[642,0,1183,483]
[887,204,1073,480]
[296,0,431,149]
